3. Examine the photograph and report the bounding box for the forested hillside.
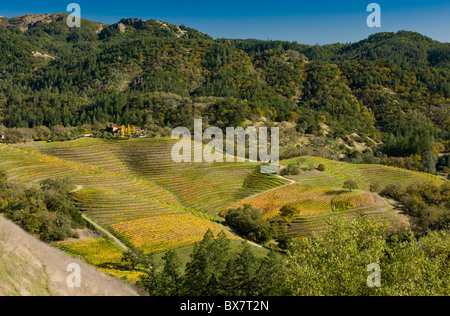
[0,14,449,172]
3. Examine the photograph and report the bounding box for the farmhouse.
[106,123,142,136]
[106,123,121,135]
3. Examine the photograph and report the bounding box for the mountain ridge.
[0,13,107,32]
[2,13,449,45]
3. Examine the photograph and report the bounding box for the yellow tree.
[121,125,125,137]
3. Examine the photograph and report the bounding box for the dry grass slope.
[0,216,140,296]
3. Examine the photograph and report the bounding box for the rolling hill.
[2,137,447,283]
[280,156,442,190]
[1,138,286,281]
[225,155,445,238]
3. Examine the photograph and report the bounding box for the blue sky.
[1,1,449,44]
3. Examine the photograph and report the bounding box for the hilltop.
[0,13,107,33]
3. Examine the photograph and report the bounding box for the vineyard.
[0,138,284,268]
[29,138,288,215]
[281,156,442,190]
[283,206,409,238]
[56,238,124,266]
[227,181,412,239]
[110,213,239,253]
[228,183,379,219]
[262,154,445,238]
[2,137,446,282]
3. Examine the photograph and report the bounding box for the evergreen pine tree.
[160,250,183,296]
[235,242,259,296]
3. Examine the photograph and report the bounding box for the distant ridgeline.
[0,14,449,166]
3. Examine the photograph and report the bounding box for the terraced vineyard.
[0,143,185,226]
[228,181,409,238]
[281,156,443,190]
[1,139,286,260]
[56,238,125,266]
[3,138,446,272]
[110,213,240,253]
[284,207,409,238]
[29,138,288,215]
[228,183,379,218]
[234,156,446,239]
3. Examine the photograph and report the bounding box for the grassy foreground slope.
[0,215,140,296]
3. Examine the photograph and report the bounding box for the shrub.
[284,217,450,296]
[0,177,85,241]
[380,183,406,200]
[0,169,6,182]
[343,180,358,192]
[369,183,381,193]
[225,205,272,244]
[281,163,300,176]
[380,181,450,234]
[277,235,295,250]
[279,205,297,219]
[317,164,326,172]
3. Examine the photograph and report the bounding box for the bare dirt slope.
[0,216,140,296]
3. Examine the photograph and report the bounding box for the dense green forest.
[0,14,449,174]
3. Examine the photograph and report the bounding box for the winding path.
[213,166,297,250]
[81,215,129,252]
[275,165,297,184]
[71,185,129,252]
[71,185,83,193]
